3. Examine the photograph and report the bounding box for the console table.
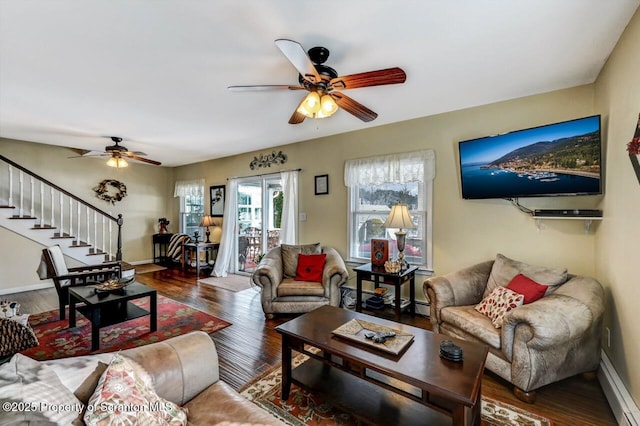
[182,242,220,277]
[152,233,173,265]
[354,263,417,321]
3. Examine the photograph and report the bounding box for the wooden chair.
[40,245,122,320]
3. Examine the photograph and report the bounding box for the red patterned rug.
[240,351,553,426]
[21,295,231,360]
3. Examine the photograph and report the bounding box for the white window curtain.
[174,179,205,198]
[279,170,299,244]
[344,150,435,187]
[212,179,237,277]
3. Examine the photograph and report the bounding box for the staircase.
[0,154,123,266]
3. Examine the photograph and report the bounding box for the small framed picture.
[315,174,329,195]
[210,185,225,217]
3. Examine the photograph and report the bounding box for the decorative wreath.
[93,179,127,205]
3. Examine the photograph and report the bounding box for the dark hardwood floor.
[13,267,616,426]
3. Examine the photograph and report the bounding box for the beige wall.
[176,84,600,291]
[0,138,174,290]
[594,8,640,405]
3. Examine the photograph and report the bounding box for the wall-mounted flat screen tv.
[459,115,602,199]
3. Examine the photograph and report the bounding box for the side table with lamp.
[355,203,418,321]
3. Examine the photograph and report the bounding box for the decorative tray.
[331,319,414,355]
[92,276,135,293]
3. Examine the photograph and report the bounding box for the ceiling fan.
[228,39,406,124]
[71,137,161,167]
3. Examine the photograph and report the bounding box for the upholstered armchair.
[251,244,349,318]
[40,245,122,320]
[424,254,604,403]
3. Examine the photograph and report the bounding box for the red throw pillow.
[294,253,327,283]
[506,274,548,304]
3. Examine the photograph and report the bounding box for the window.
[345,150,435,270]
[180,193,204,237]
[174,179,205,238]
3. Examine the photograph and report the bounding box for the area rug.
[240,352,553,426]
[134,263,167,274]
[20,295,231,361]
[199,274,254,292]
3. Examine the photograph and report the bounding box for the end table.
[354,263,418,321]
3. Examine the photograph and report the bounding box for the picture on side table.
[210,185,225,217]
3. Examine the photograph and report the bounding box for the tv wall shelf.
[533,216,603,233]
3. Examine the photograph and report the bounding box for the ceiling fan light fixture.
[302,92,321,113]
[319,95,338,117]
[106,156,128,168]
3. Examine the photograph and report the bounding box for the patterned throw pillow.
[0,353,84,424]
[475,286,525,328]
[84,354,188,426]
[281,243,321,277]
[0,317,39,358]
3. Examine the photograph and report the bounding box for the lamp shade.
[199,215,216,227]
[383,204,416,230]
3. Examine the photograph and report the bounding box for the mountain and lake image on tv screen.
[459,115,602,199]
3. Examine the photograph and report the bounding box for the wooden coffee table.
[69,282,157,351]
[275,306,488,426]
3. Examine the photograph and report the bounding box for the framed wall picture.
[210,185,225,217]
[315,174,329,195]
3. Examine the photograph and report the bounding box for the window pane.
[180,194,204,236]
[356,182,419,211]
[353,211,424,265]
[350,180,427,266]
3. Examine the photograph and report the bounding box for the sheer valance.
[173,179,205,198]
[344,150,435,187]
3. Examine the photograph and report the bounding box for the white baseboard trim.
[599,349,640,426]
[127,259,154,265]
[0,280,54,295]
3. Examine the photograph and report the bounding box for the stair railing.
[0,154,123,261]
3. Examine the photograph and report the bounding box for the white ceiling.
[0,1,638,167]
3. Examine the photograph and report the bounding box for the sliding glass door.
[236,176,283,274]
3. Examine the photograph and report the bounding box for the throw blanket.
[167,233,192,263]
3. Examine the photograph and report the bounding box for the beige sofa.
[252,244,348,318]
[424,255,604,403]
[6,331,284,425]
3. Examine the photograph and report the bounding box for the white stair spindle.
[50,188,54,227]
[69,198,73,237]
[8,166,13,207]
[18,171,23,217]
[29,177,34,218]
[59,193,64,236]
[102,216,106,253]
[94,211,97,251]
[39,183,44,227]
[76,203,81,245]
[86,206,90,246]
[109,220,113,260]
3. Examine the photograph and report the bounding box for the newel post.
[116,214,123,261]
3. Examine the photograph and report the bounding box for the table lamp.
[383,204,416,270]
[199,215,216,243]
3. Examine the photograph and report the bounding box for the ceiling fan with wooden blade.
[69,136,161,166]
[228,39,406,124]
